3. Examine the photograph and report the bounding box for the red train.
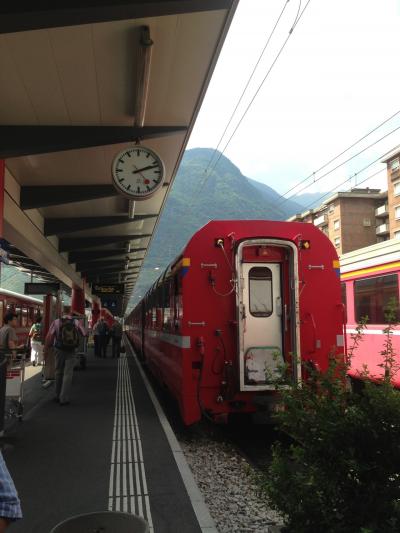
[0,288,43,345]
[341,239,400,387]
[126,220,345,425]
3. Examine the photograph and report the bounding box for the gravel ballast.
[180,437,283,533]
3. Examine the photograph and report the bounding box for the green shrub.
[264,307,400,533]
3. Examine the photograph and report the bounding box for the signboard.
[24,282,60,296]
[92,284,124,295]
[0,239,9,265]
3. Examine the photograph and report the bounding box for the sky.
[187,0,400,197]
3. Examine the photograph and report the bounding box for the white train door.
[237,259,285,391]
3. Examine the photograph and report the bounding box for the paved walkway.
[1,347,208,532]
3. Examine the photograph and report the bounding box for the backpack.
[56,319,80,352]
[97,321,108,336]
[31,323,42,341]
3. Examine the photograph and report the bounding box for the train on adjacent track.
[0,288,43,345]
[125,220,345,425]
[341,239,400,387]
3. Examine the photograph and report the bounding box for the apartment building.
[288,188,388,255]
[382,149,400,239]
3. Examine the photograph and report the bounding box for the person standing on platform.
[92,320,101,357]
[97,317,109,358]
[0,313,25,355]
[0,451,22,530]
[29,316,43,366]
[44,313,86,405]
[110,319,123,358]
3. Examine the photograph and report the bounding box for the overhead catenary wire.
[277,126,400,207]
[203,0,292,177]
[277,108,400,203]
[301,167,387,213]
[204,0,312,184]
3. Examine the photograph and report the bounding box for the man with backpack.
[44,313,86,405]
[110,319,123,358]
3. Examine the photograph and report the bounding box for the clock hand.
[132,164,158,174]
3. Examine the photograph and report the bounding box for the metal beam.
[68,248,146,263]
[21,185,117,210]
[59,234,150,252]
[76,259,142,272]
[0,125,187,158]
[44,214,157,236]
[0,1,232,34]
[82,266,140,276]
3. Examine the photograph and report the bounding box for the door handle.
[276,297,282,317]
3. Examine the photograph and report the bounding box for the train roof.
[0,287,43,305]
[340,239,400,273]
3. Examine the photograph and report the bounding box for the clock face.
[111,146,165,200]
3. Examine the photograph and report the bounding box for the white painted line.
[125,337,218,533]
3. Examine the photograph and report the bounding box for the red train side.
[341,239,400,387]
[0,288,43,344]
[126,220,344,425]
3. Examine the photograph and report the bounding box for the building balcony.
[313,214,328,226]
[375,204,388,217]
[376,223,390,235]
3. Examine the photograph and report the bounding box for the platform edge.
[125,338,218,533]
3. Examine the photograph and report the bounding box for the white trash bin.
[50,511,149,533]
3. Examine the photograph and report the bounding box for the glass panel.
[21,307,28,327]
[394,182,400,195]
[249,267,273,317]
[354,274,399,323]
[15,306,22,327]
[341,282,347,307]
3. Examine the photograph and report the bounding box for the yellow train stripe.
[341,260,400,279]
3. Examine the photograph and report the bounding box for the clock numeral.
[152,179,159,184]
[118,158,124,164]
[127,184,131,191]
[154,170,160,174]
[137,186,140,193]
[126,152,131,157]
[146,153,150,158]
[137,150,140,157]
[118,178,125,183]
[146,185,151,192]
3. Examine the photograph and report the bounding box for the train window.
[249,267,273,317]
[341,283,347,307]
[354,274,399,324]
[15,306,22,326]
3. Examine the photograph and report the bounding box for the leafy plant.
[264,305,400,533]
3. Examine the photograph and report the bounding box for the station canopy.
[0,1,238,313]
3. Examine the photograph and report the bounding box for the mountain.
[293,192,325,210]
[129,148,312,306]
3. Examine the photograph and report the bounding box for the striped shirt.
[0,452,22,520]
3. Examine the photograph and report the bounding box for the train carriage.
[341,239,400,387]
[126,220,345,425]
[0,288,43,345]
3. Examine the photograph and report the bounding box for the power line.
[278,108,400,203]
[300,167,386,213]
[203,0,292,176]
[277,125,400,206]
[205,0,312,181]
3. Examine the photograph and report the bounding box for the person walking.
[110,319,123,358]
[97,318,109,358]
[29,316,43,366]
[0,451,22,530]
[44,313,86,405]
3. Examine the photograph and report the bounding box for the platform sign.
[92,284,124,295]
[24,282,60,296]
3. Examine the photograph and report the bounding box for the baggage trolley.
[5,353,26,421]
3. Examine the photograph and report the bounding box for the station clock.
[111,146,165,200]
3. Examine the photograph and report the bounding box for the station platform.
[1,341,215,533]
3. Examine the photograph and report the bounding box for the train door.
[236,239,300,391]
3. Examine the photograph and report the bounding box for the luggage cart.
[5,354,26,421]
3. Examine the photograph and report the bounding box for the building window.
[395,206,400,220]
[354,274,399,323]
[333,219,340,230]
[249,266,273,317]
[394,181,400,196]
[390,158,400,172]
[334,237,340,248]
[395,231,400,240]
